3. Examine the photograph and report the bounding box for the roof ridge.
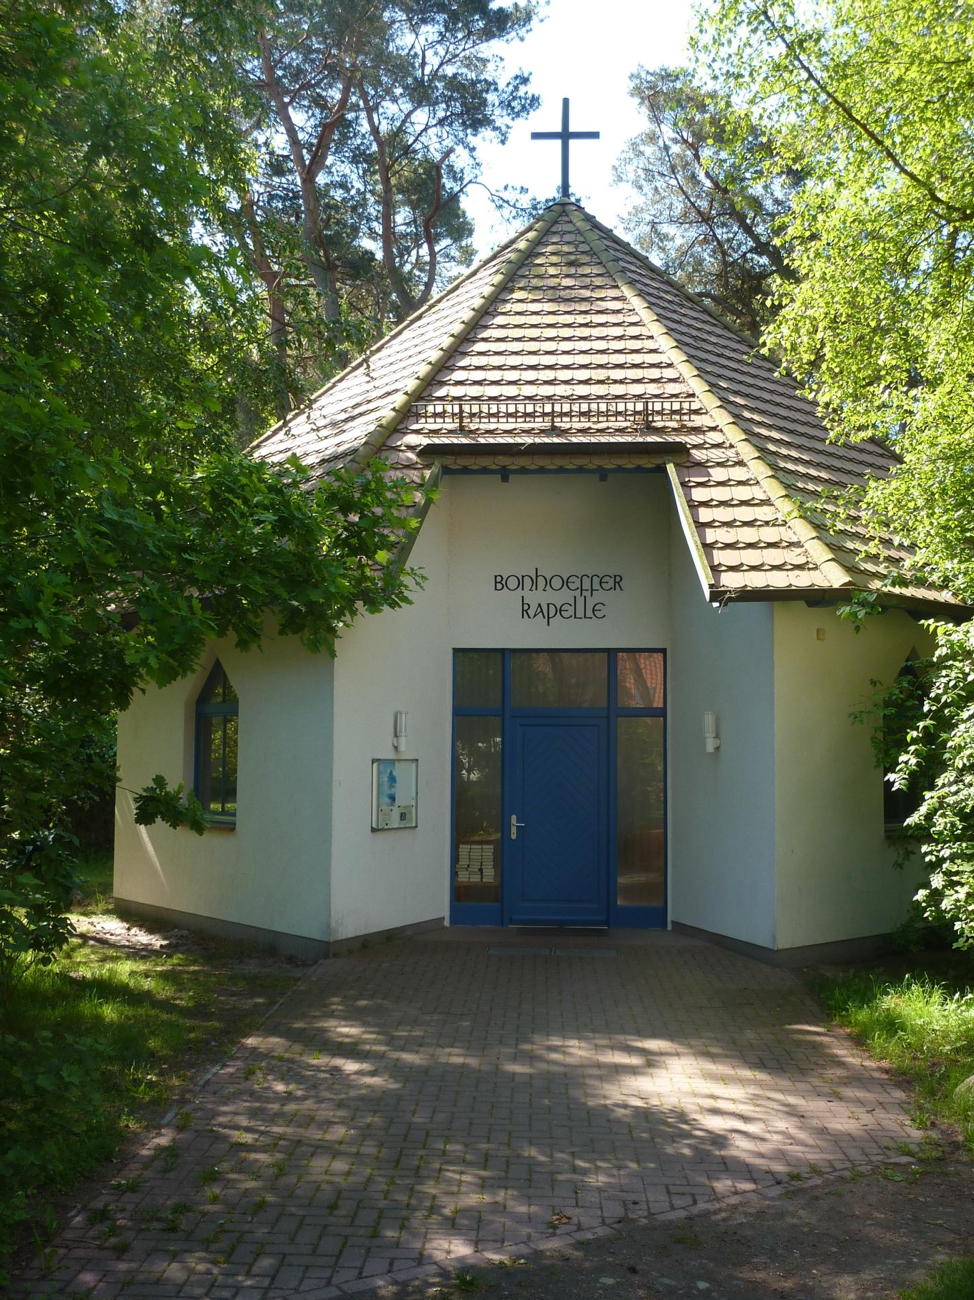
[565,205,855,591]
[579,206,899,467]
[347,202,568,469]
[576,205,766,353]
[247,207,559,457]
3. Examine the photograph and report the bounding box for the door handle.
[510,814,525,840]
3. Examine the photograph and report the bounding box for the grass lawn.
[0,855,306,1282]
[815,954,974,1300]
[814,953,974,1156]
[900,1258,974,1299]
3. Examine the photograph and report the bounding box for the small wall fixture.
[392,710,408,753]
[704,711,721,753]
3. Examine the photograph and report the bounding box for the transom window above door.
[511,651,607,708]
[454,650,665,710]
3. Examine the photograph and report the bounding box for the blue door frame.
[450,650,667,929]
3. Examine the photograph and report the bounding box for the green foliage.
[853,623,974,947]
[63,725,118,855]
[700,0,974,941]
[850,659,929,775]
[900,1258,974,1300]
[1,0,271,448]
[132,778,207,835]
[893,901,958,956]
[700,0,974,589]
[895,623,974,948]
[0,2,424,982]
[701,0,974,485]
[850,655,938,854]
[0,833,79,994]
[616,65,799,334]
[817,965,974,1153]
[0,1028,113,1270]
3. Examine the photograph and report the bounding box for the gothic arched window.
[195,662,238,824]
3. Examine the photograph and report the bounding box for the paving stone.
[12,936,921,1299]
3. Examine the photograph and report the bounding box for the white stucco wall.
[773,603,928,949]
[445,472,671,649]
[114,633,334,943]
[327,471,673,939]
[667,515,777,948]
[327,496,451,941]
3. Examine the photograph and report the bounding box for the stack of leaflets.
[455,843,496,883]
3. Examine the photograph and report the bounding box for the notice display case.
[371,758,418,831]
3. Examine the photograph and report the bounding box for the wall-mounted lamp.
[704,711,721,753]
[393,710,408,753]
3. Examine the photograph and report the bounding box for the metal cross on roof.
[530,98,600,200]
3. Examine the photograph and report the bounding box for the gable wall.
[445,472,671,647]
[327,471,674,940]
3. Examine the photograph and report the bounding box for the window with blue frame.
[195,662,238,824]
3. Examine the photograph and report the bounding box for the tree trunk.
[256,28,350,327]
[233,191,291,420]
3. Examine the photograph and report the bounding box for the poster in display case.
[371,758,418,831]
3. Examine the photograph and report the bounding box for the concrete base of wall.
[114,897,331,960]
[114,897,445,961]
[328,915,445,957]
[671,921,895,968]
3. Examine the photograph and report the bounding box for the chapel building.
[114,200,957,962]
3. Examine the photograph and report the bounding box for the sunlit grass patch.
[900,1257,974,1299]
[816,965,974,1153]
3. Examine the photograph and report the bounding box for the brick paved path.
[18,934,922,1299]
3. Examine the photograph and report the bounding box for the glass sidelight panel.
[454,715,502,903]
[455,651,502,708]
[511,651,607,708]
[617,652,665,708]
[617,716,664,907]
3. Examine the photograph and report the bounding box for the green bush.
[0,831,79,994]
[0,1029,113,1273]
[893,901,959,954]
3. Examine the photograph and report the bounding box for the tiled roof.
[250,201,956,611]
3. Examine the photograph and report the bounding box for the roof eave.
[415,440,689,462]
[711,586,968,618]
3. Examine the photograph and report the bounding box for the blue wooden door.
[507,717,608,926]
